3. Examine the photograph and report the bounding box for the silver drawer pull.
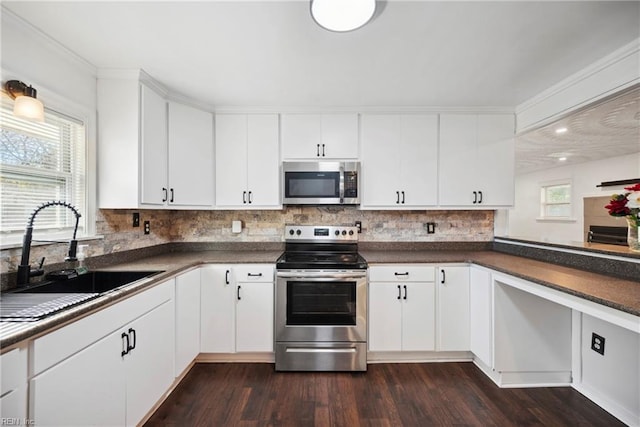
[286,348,357,354]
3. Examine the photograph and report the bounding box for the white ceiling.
[3,0,640,173]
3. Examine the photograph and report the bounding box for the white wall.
[1,7,98,235]
[504,153,640,242]
[1,8,97,110]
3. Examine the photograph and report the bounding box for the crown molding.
[211,105,515,114]
[1,6,97,76]
[516,37,640,116]
[96,68,169,97]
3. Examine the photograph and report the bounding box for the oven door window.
[284,171,340,198]
[286,280,356,325]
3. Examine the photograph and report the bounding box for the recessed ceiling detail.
[516,86,640,174]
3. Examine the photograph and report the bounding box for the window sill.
[535,217,577,223]
[0,235,104,251]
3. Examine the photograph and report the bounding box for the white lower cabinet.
[175,268,201,376]
[436,265,470,351]
[469,265,493,368]
[368,265,436,352]
[0,345,28,421]
[201,264,274,353]
[29,280,175,427]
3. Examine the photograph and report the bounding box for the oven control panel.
[285,225,359,242]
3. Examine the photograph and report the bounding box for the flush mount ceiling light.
[554,127,568,134]
[4,80,45,122]
[311,0,376,32]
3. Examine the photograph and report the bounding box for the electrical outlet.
[355,221,362,233]
[591,332,605,355]
[144,221,150,235]
[132,212,140,227]
[426,222,436,234]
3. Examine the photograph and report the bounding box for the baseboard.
[367,351,473,363]
[573,382,639,427]
[197,352,275,363]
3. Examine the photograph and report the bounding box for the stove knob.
[349,230,354,236]
[335,230,340,236]
[289,229,295,235]
[296,229,301,235]
[342,230,347,236]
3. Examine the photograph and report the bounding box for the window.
[0,103,86,242]
[540,182,571,219]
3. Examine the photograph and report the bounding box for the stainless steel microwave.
[282,161,360,205]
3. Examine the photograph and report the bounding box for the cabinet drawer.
[234,265,274,282]
[32,280,174,376]
[369,265,435,282]
[1,346,26,393]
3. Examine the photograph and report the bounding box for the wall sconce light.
[311,0,376,32]
[4,80,45,122]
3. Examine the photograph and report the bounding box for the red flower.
[625,183,640,192]
[605,194,631,216]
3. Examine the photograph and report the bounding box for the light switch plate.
[232,220,242,233]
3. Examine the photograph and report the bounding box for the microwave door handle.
[339,165,345,203]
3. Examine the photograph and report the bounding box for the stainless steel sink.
[13,270,164,294]
[1,271,163,322]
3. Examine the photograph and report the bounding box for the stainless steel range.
[275,225,368,372]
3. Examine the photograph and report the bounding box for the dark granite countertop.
[361,249,640,318]
[495,236,640,259]
[2,243,638,350]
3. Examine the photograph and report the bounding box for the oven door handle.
[276,272,366,280]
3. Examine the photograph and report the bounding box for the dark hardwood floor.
[145,362,624,426]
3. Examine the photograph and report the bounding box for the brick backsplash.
[1,208,494,280]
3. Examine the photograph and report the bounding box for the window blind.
[0,103,86,239]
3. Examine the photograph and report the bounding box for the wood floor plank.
[144,363,625,427]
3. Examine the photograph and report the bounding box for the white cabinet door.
[235,281,274,352]
[30,328,127,426]
[140,84,168,205]
[476,115,515,206]
[361,114,438,208]
[439,114,514,207]
[437,266,470,351]
[401,282,436,351]
[320,114,359,159]
[1,347,27,421]
[281,114,358,159]
[438,114,477,206]
[246,114,280,207]
[281,114,321,159]
[168,102,214,207]
[125,299,175,427]
[361,114,402,206]
[175,268,201,376]
[398,115,438,207]
[469,266,492,367]
[200,265,235,352]
[368,282,403,351]
[215,115,249,207]
[216,114,280,208]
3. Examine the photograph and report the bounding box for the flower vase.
[627,217,640,252]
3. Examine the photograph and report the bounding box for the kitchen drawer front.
[369,265,435,282]
[1,346,26,393]
[234,265,274,282]
[32,280,174,376]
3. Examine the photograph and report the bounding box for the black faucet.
[17,201,81,286]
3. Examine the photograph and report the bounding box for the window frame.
[0,83,97,248]
[537,179,575,222]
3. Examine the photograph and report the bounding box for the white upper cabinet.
[281,113,358,159]
[361,114,438,208]
[215,114,280,208]
[97,71,214,209]
[97,74,166,208]
[167,102,214,207]
[140,85,168,205]
[439,113,515,207]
